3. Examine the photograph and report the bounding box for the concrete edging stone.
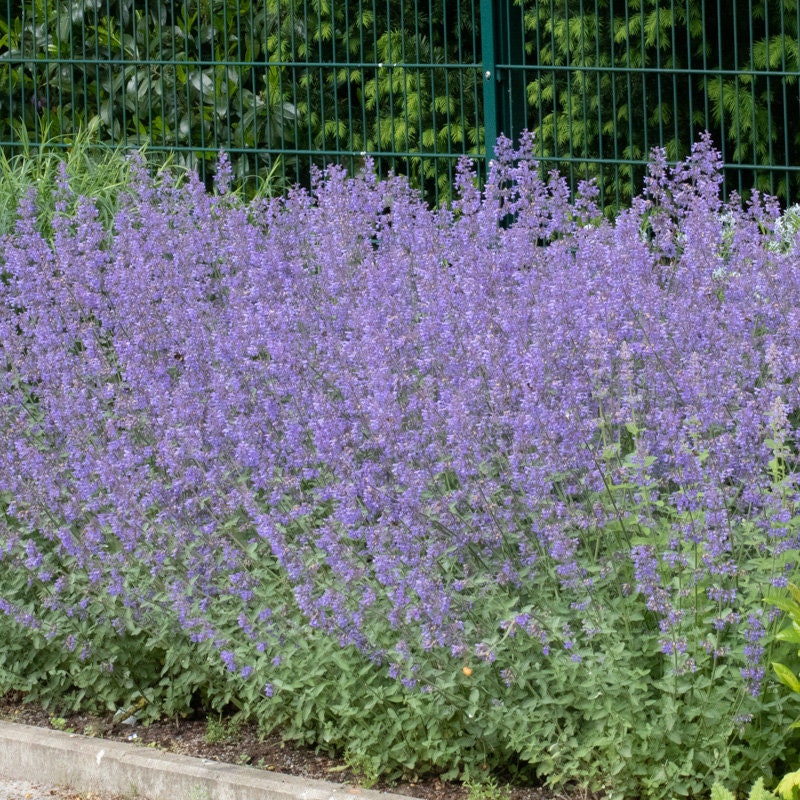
[0,720,413,800]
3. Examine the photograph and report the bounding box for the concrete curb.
[0,721,413,800]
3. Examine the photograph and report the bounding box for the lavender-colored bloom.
[741,614,766,697]
[0,133,795,714]
[220,650,237,671]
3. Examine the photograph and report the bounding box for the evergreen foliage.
[0,0,481,201]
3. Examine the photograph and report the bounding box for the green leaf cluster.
[0,0,294,190]
[2,0,798,206]
[520,0,800,207]
[711,778,777,800]
[0,0,481,203]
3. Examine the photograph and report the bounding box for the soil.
[0,691,578,800]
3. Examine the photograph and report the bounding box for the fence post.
[480,0,499,169]
[480,0,526,170]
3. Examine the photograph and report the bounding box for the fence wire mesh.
[490,0,800,209]
[1,0,799,206]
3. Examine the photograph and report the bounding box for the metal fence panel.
[0,0,485,203]
[1,0,799,206]
[489,0,800,207]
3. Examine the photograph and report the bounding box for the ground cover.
[2,134,800,799]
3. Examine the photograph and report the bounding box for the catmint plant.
[2,137,800,798]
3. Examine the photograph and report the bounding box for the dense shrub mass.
[2,135,800,798]
[523,0,800,203]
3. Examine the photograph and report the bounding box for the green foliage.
[0,0,480,202]
[464,775,511,800]
[763,583,800,800]
[343,749,382,789]
[711,778,777,800]
[777,770,800,800]
[769,583,800,720]
[772,205,800,253]
[0,0,293,186]
[0,119,181,238]
[2,0,798,206]
[205,715,243,744]
[520,0,800,206]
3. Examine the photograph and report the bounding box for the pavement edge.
[0,720,413,800]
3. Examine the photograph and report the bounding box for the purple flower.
[220,650,237,672]
[741,613,766,697]
[0,136,793,720]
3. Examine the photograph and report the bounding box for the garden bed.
[0,692,566,800]
[3,135,800,799]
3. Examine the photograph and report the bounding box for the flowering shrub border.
[2,134,800,797]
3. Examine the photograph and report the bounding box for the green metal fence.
[0,0,486,203]
[485,0,800,208]
[2,0,800,206]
